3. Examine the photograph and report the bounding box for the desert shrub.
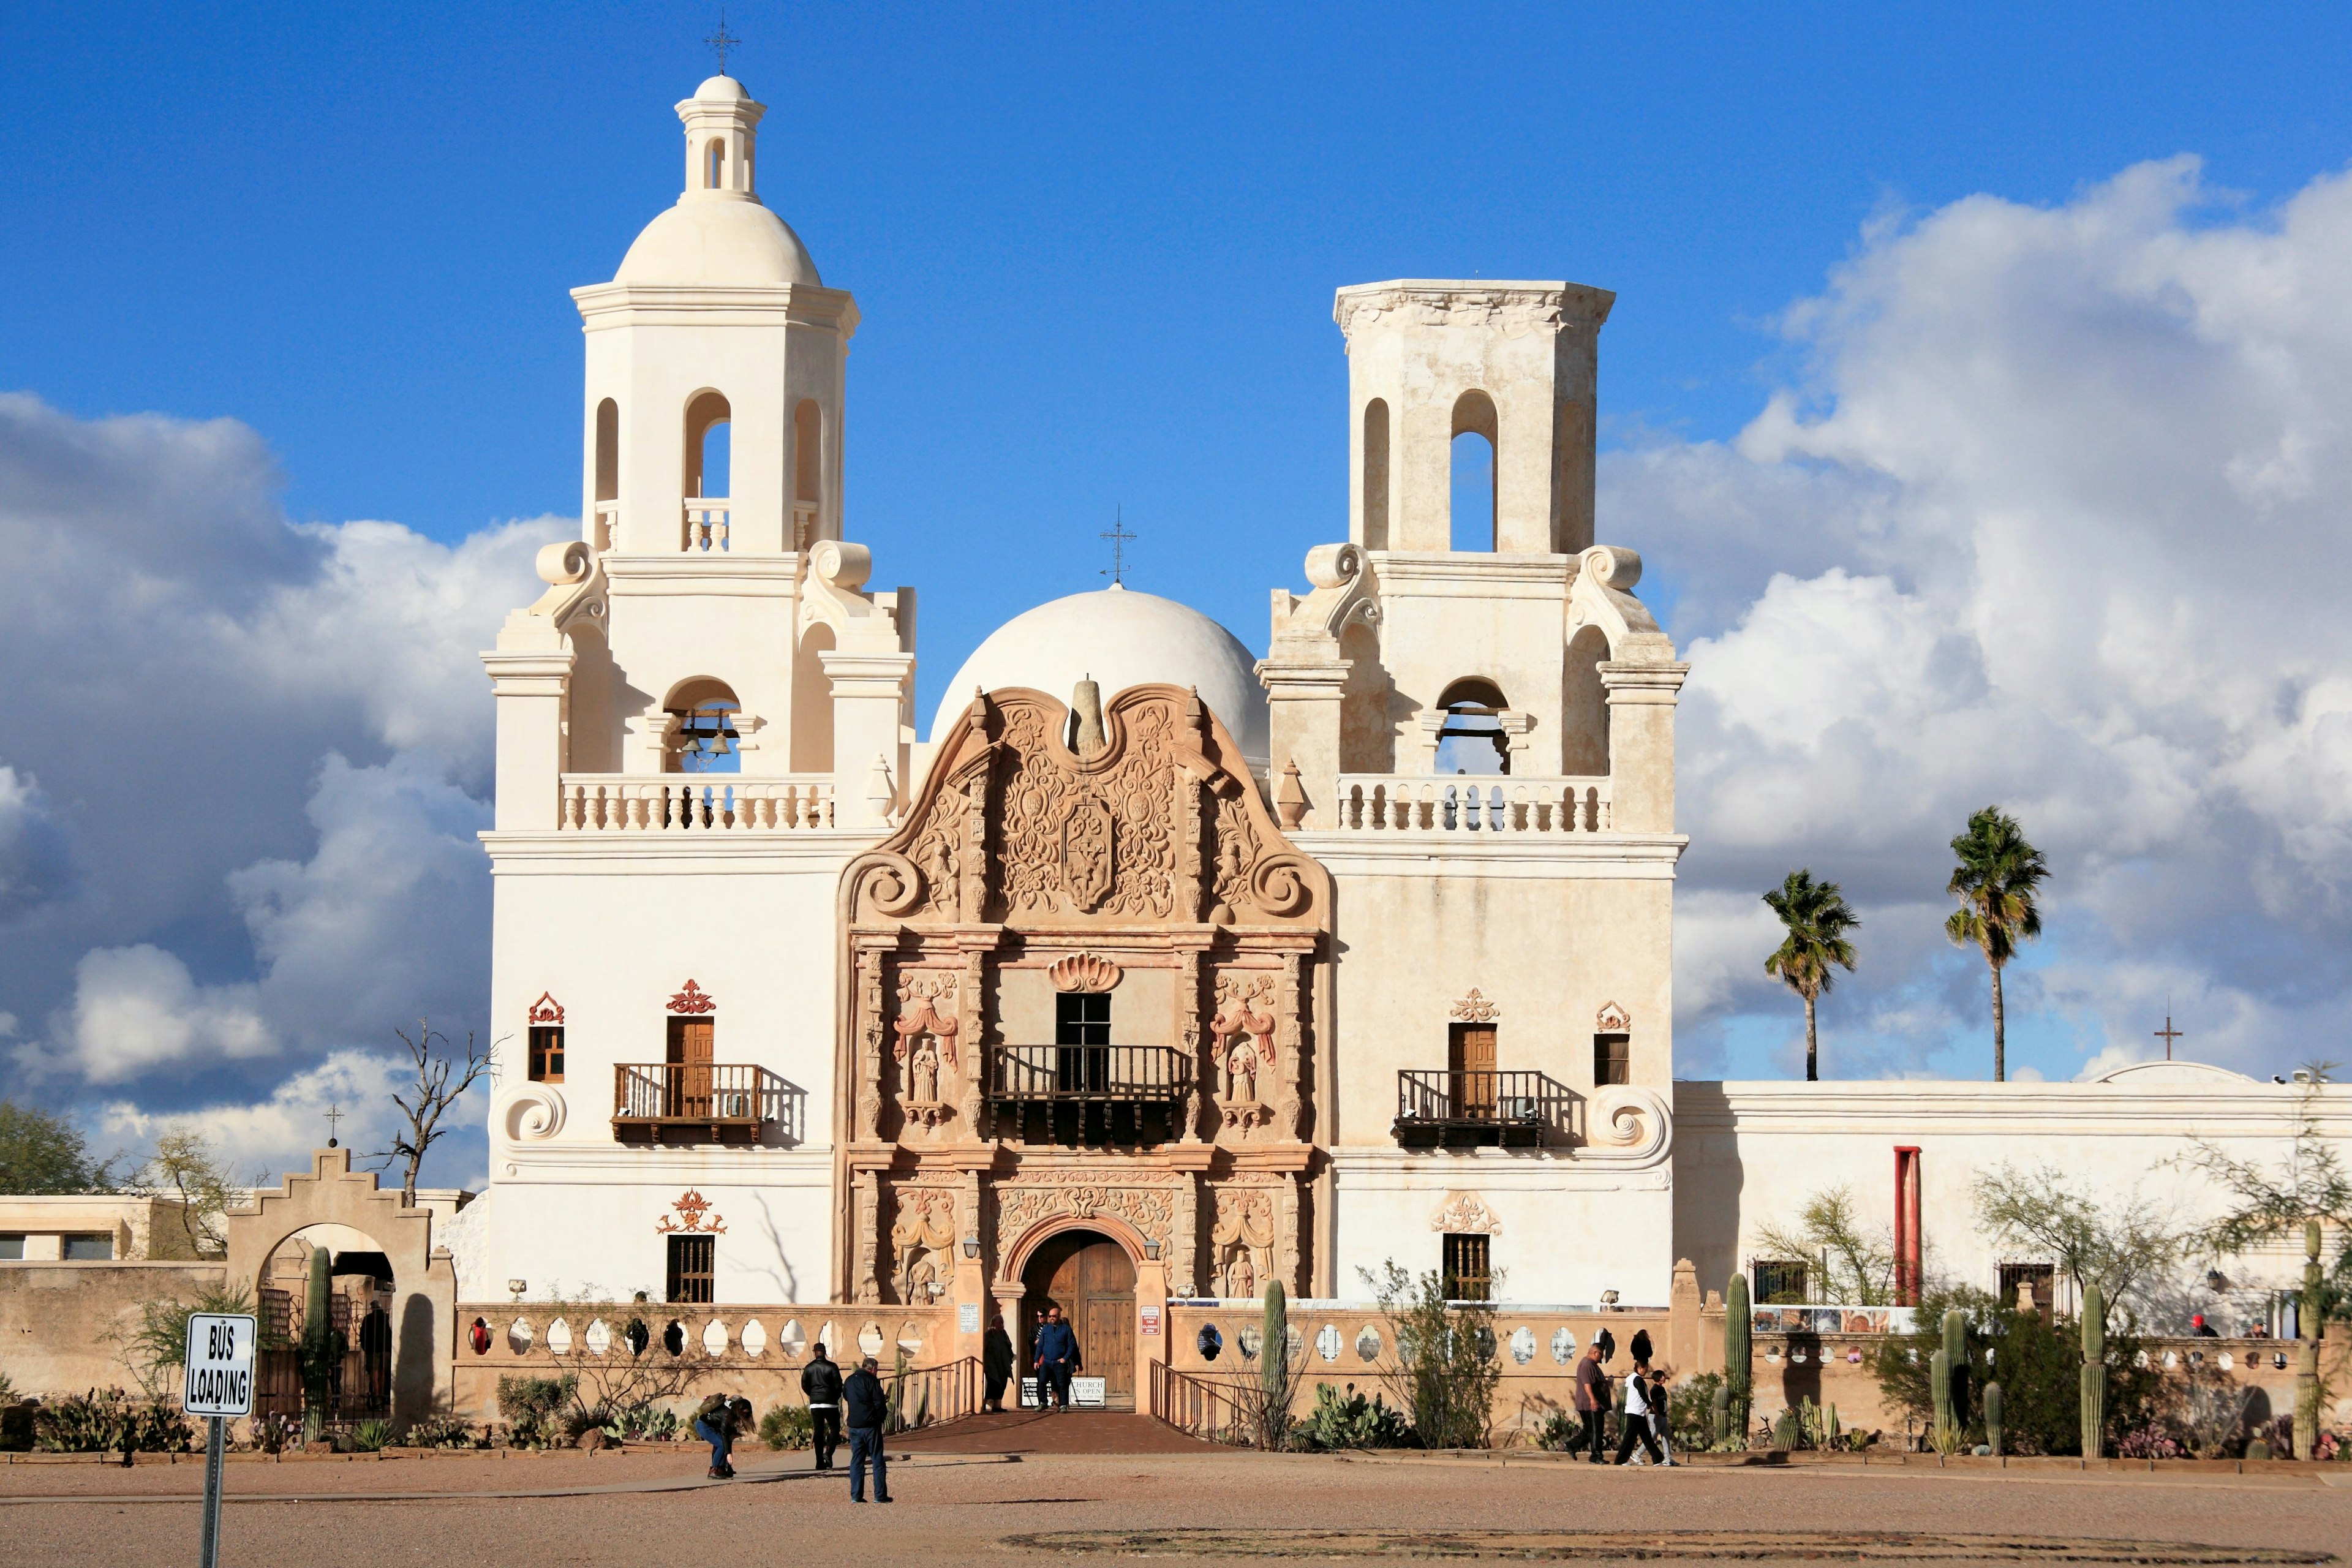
[2116,1422,2184,1459]
[1667,1370,1724,1452]
[496,1374,576,1449]
[1536,1410,1584,1452]
[404,1414,477,1450]
[1868,1287,2157,1454]
[760,1404,813,1450]
[1360,1261,1501,1449]
[350,1418,395,1452]
[34,1389,190,1453]
[600,1403,683,1444]
[1292,1382,1411,1451]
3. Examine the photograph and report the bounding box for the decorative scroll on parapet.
[796,541,910,654]
[1567,546,1676,665]
[1265,542,1379,654]
[842,682,1329,931]
[1581,1085,1672,1168]
[1431,1191,1501,1235]
[892,974,959,1129]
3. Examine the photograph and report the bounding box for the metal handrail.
[886,1355,982,1433]
[985,1044,1189,1104]
[1394,1068,1564,1124]
[612,1063,786,1125]
[1148,1359,1248,1444]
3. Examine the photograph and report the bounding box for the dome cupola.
[614,74,821,287]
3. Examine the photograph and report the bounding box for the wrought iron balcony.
[1393,1069,1568,1148]
[612,1063,788,1144]
[984,1044,1190,1107]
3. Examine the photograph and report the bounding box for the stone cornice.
[1675,1079,2349,1137]
[571,281,859,337]
[480,829,878,870]
[1293,834,1687,878]
[1333,280,1615,337]
[1365,551,1575,592]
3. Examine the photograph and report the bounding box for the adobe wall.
[0,1261,226,1396]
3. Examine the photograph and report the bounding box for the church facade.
[470,74,2343,1409]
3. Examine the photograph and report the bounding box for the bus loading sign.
[182,1313,257,1418]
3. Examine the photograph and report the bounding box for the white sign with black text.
[182,1313,257,1418]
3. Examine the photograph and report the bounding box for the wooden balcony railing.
[612,1063,788,1144]
[984,1044,1190,1107]
[1392,1069,1568,1148]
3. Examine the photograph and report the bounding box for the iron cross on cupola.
[704,12,741,74]
[1100,509,1136,586]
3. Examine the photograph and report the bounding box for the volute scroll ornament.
[1596,1000,1632,1032]
[1430,1191,1500,1235]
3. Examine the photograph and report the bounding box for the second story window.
[1593,1031,1630,1087]
[528,1025,565,1083]
[1055,991,1110,1092]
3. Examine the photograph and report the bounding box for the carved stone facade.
[838,682,1330,1305]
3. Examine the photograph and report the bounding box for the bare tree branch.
[369,1019,496,1207]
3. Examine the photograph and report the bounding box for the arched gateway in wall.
[834,678,1333,1400]
[221,1148,459,1423]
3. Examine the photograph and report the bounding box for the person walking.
[1572,1342,1610,1463]
[841,1354,892,1503]
[983,1313,1015,1413]
[801,1340,843,1470]
[1646,1369,1676,1466]
[1614,1360,1665,1466]
[1033,1304,1080,1413]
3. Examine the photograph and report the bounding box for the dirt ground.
[5,1441,2348,1566]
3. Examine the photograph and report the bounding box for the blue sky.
[8,2,2352,1180]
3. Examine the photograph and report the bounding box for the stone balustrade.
[682,497,731,551]
[1332,774,1612,834]
[557,775,836,832]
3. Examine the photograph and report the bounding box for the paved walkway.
[891,1410,1219,1455]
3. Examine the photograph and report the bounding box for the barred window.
[1753,1259,1809,1304]
[666,1235,715,1305]
[1442,1233,1491,1302]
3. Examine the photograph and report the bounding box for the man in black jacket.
[800,1342,843,1471]
[841,1354,892,1502]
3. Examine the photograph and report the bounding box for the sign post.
[183,1312,255,1568]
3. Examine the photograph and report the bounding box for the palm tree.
[1945,805,2049,1083]
[1763,870,1861,1082]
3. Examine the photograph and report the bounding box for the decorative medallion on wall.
[668,979,717,1015]
[527,992,565,1025]
[1449,988,1501,1022]
[1047,952,1123,993]
[1430,1191,1501,1235]
[657,1189,727,1235]
[1596,1000,1632,1031]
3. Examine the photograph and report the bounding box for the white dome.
[694,74,750,100]
[932,586,1268,763]
[617,198,821,287]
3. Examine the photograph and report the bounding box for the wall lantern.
[1144,1239,1163,1260]
[961,1235,980,1259]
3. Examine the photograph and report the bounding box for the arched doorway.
[1021,1229,1136,1411]
[257,1225,396,1428]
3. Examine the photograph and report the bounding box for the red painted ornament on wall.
[657,1189,727,1235]
[527,992,565,1025]
[668,979,716,1015]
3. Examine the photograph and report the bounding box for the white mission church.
[459,72,2344,1410]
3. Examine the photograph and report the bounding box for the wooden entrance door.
[1449,1022,1497,1117]
[666,1016,713,1119]
[1023,1231,1137,1410]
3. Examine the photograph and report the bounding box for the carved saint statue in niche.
[1224,1246,1256,1300]
[891,1186,957,1305]
[1210,973,1278,1128]
[893,974,960,1129]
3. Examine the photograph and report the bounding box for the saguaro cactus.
[1724,1274,1752,1449]
[1982,1381,2003,1457]
[2296,1219,2322,1461]
[1711,1381,1731,1449]
[2079,1284,2108,1460]
[1929,1348,1953,1450]
[301,1245,334,1441]
[1261,1281,1289,1406]
[1942,1308,1968,1422]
